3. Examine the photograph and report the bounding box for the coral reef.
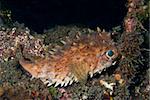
[0,0,149,99]
[0,24,46,62]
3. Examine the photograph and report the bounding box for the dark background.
[2,0,127,33]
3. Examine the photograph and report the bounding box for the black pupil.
[107,50,114,57]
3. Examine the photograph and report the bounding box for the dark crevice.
[2,0,127,33]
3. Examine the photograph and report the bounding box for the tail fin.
[19,58,39,78]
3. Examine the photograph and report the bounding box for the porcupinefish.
[19,31,119,87]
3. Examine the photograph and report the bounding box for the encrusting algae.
[19,31,120,87]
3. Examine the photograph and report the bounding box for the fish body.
[19,32,119,87]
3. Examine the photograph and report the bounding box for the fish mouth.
[112,60,117,65]
[111,54,122,65]
[89,56,121,78]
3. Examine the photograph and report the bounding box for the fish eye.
[106,50,114,58]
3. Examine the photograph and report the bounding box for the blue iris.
[107,50,114,57]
